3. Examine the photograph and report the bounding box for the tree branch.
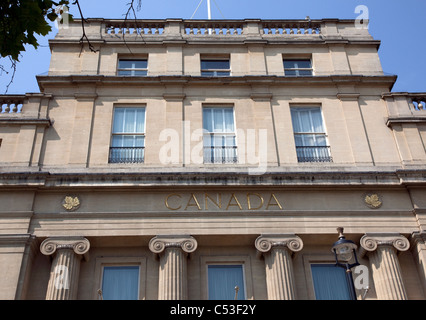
[0,57,17,94]
[72,0,98,56]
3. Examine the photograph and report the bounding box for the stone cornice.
[386,116,426,127]
[0,118,51,127]
[36,74,397,91]
[0,234,36,246]
[1,167,426,188]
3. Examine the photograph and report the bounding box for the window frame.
[200,56,231,77]
[290,105,332,163]
[310,263,354,300]
[109,105,146,164]
[303,254,358,300]
[283,58,313,76]
[117,59,148,76]
[93,257,147,300]
[202,105,238,164]
[207,264,246,300]
[200,255,253,300]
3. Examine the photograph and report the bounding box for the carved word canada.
[165,193,283,211]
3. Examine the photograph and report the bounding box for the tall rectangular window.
[284,59,313,76]
[118,59,148,76]
[203,107,237,164]
[110,107,145,163]
[208,265,245,300]
[290,107,332,162]
[311,264,353,300]
[201,59,230,76]
[101,266,139,300]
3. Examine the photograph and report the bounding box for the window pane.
[284,70,297,76]
[117,70,133,76]
[113,108,145,134]
[208,265,245,300]
[298,70,313,76]
[284,59,311,69]
[119,60,147,69]
[213,108,224,132]
[203,108,213,132]
[112,135,145,147]
[311,264,352,300]
[283,60,297,69]
[223,108,234,132]
[201,60,230,70]
[203,107,234,133]
[102,266,139,300]
[113,108,125,133]
[118,70,148,76]
[291,107,324,133]
[310,108,324,132]
[295,60,312,69]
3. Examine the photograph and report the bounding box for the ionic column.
[40,237,90,300]
[360,233,410,300]
[149,235,197,300]
[255,234,303,300]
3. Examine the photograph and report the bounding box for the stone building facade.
[0,18,426,300]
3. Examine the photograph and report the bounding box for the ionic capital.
[360,233,410,257]
[255,234,303,256]
[40,236,90,261]
[149,235,198,255]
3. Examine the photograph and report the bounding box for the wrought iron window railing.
[109,147,145,163]
[203,146,238,164]
[296,146,332,163]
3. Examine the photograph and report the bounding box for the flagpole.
[207,0,212,34]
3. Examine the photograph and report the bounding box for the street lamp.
[331,227,360,300]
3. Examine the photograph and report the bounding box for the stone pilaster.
[149,235,197,300]
[40,237,90,300]
[255,234,303,300]
[360,233,410,300]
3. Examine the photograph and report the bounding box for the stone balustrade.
[0,95,25,114]
[0,93,51,123]
[261,20,321,35]
[54,18,376,42]
[409,94,426,111]
[105,20,165,35]
[383,92,426,125]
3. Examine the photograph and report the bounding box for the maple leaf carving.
[62,196,80,211]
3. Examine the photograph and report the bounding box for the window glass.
[201,60,230,70]
[284,59,312,76]
[118,60,147,69]
[291,107,324,134]
[102,266,139,300]
[290,107,331,162]
[110,107,145,163]
[201,59,230,76]
[203,107,237,163]
[113,107,145,134]
[118,59,148,76]
[311,264,352,300]
[208,265,245,300]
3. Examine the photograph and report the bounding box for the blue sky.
[1,0,425,93]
